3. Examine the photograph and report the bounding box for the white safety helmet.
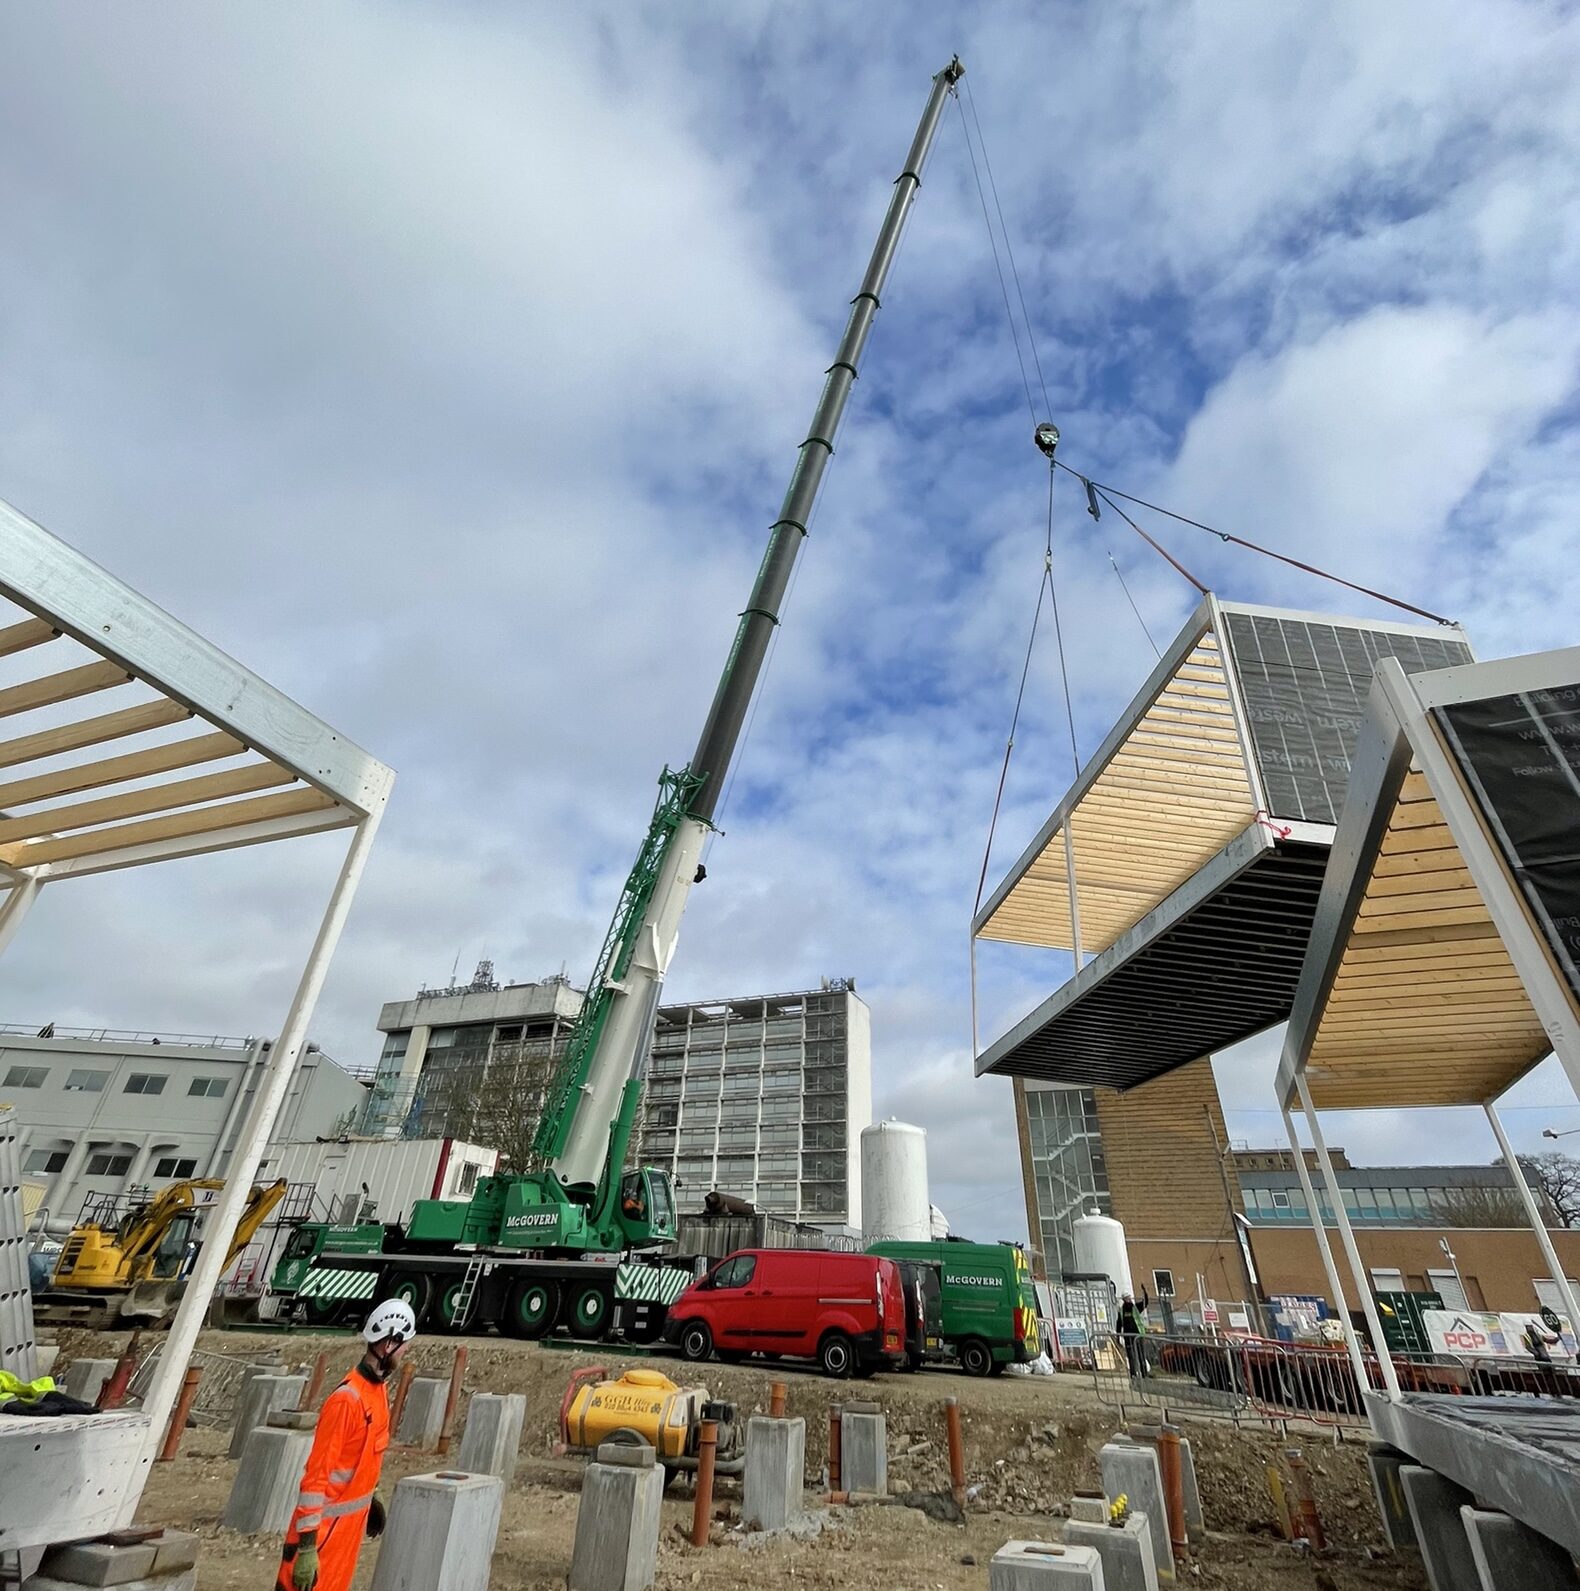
[362,1297,418,1347]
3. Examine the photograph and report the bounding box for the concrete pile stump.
[1069,1493,1109,1525]
[395,1376,448,1447]
[1400,1467,1478,1591]
[1065,1516,1157,1591]
[1099,1437,1172,1582]
[1366,1443,1418,1551]
[742,1414,806,1530]
[370,1470,504,1591]
[1462,1508,1580,1591]
[60,1358,115,1406]
[456,1391,526,1484]
[839,1401,887,1495]
[228,1372,307,1459]
[1176,1438,1202,1538]
[221,1424,315,1535]
[567,1442,664,1591]
[989,1541,1106,1589]
[24,1531,200,1591]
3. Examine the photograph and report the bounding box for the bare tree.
[1438,1183,1528,1228]
[1519,1153,1580,1229]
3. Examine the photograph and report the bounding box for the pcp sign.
[1424,1310,1507,1357]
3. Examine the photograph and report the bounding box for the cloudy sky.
[2,3,1579,1242]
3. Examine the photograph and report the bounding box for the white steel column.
[0,877,43,957]
[1296,1073,1402,1402]
[1281,1103,1368,1389]
[1485,1101,1580,1334]
[131,802,387,1485]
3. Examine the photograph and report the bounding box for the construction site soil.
[57,1327,1429,1590]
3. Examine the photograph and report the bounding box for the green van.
[868,1239,1041,1376]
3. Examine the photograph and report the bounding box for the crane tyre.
[565,1282,612,1342]
[503,1277,560,1340]
[385,1270,434,1323]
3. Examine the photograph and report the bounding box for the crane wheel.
[386,1270,435,1323]
[504,1277,560,1339]
[564,1282,611,1342]
[432,1277,470,1334]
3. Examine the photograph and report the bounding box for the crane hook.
[1033,422,1060,460]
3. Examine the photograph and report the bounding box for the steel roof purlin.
[0,496,393,883]
[1277,647,1580,1113]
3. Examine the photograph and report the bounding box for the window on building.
[1271,1190,1291,1211]
[1426,1269,1469,1310]
[86,1152,133,1176]
[64,1068,108,1092]
[125,1074,166,1095]
[153,1156,199,1179]
[455,1162,480,1197]
[1534,1278,1580,1314]
[188,1077,228,1098]
[1369,1267,1406,1293]
[3,1065,47,1088]
[1152,1270,1175,1298]
[23,1148,67,1175]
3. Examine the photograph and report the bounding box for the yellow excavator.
[35,1177,287,1327]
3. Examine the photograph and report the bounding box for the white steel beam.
[0,496,389,815]
[0,876,42,957]
[131,783,390,1487]
[1296,1072,1402,1402]
[1485,1101,1580,1335]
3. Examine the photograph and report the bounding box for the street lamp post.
[1439,1236,1468,1308]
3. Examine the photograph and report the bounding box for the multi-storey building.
[635,981,871,1228]
[3,1024,362,1230]
[357,966,583,1166]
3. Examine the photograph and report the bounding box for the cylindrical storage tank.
[1072,1209,1134,1299]
[860,1121,930,1246]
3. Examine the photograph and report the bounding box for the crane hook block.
[1034,422,1060,459]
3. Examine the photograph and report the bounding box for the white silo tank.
[860,1121,930,1246]
[1072,1208,1134,1299]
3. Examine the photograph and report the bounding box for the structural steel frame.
[0,495,393,1547]
[1275,648,1580,1555]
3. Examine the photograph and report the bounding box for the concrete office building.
[2,1025,362,1230]
[635,980,872,1228]
[358,965,583,1150]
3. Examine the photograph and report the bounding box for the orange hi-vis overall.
[276,1366,390,1591]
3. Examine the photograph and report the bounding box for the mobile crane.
[271,56,966,1344]
[36,1177,287,1327]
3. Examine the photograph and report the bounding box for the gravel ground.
[54,1326,1428,1590]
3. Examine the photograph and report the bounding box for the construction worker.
[276,1297,416,1591]
[1117,1286,1150,1378]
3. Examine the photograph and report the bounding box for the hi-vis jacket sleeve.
[290,1386,360,1538]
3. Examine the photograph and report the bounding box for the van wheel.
[678,1320,713,1363]
[818,1331,856,1379]
[988,1359,1007,1377]
[959,1338,993,1378]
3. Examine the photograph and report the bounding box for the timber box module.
[868,1240,1042,1376]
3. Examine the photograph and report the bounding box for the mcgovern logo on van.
[953,1274,1000,1289]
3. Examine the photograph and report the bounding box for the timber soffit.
[0,496,392,882]
[1277,649,1580,1112]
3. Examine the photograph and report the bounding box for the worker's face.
[366,1335,407,1378]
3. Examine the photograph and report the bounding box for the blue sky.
[1,3,1579,1241]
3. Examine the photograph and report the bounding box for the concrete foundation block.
[37,1542,156,1586]
[840,1408,887,1494]
[1070,1493,1109,1525]
[24,1575,194,1591]
[567,1456,665,1591]
[1099,1439,1172,1582]
[1400,1467,1478,1591]
[1064,1516,1158,1591]
[743,1415,806,1532]
[456,1392,526,1484]
[1462,1507,1580,1591]
[370,1471,504,1591]
[60,1358,115,1405]
[395,1375,448,1447]
[228,1373,306,1459]
[989,1540,1106,1589]
[34,1344,59,1377]
[1176,1438,1202,1537]
[221,1424,315,1536]
[147,1536,199,1577]
[1367,1444,1418,1551]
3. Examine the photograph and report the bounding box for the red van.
[666,1248,906,1377]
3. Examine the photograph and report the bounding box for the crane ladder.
[450,1255,486,1332]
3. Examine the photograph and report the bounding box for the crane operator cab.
[617,1169,676,1246]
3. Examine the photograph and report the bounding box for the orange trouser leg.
[275,1513,366,1591]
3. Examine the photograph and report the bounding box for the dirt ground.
[57,1327,1429,1590]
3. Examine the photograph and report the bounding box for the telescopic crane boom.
[534,57,965,1218]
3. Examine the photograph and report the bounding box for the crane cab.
[616,1169,675,1246]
